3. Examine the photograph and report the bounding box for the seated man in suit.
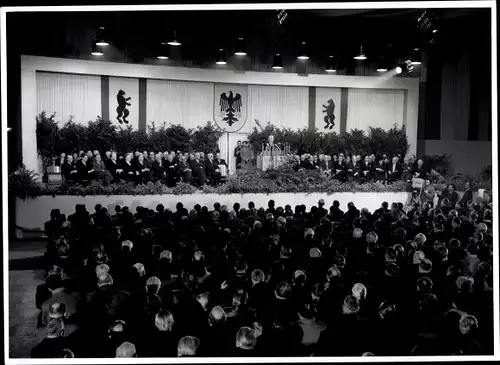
[190,152,206,187]
[214,152,228,179]
[76,153,94,181]
[374,157,388,183]
[92,154,113,186]
[164,154,178,187]
[105,152,123,182]
[413,158,429,180]
[178,155,192,184]
[205,152,220,186]
[387,156,403,183]
[61,155,78,182]
[360,155,374,183]
[152,153,166,183]
[120,153,137,182]
[135,154,153,183]
[333,154,347,182]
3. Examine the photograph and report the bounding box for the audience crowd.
[54,147,431,187]
[32,193,494,358]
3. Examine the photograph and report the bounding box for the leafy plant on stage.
[247,122,409,158]
[165,124,192,152]
[191,122,224,154]
[8,164,44,200]
[36,112,62,172]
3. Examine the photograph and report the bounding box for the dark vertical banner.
[308,87,316,131]
[340,88,348,134]
[101,76,109,121]
[139,79,147,131]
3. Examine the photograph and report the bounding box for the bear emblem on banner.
[214,84,248,132]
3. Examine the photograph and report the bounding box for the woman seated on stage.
[92,154,113,186]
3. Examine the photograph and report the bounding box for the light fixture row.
[91,28,420,75]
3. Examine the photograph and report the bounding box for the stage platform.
[15,192,409,231]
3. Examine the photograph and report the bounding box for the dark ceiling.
[6,8,491,74]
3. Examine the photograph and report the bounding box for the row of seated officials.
[57,151,228,187]
[289,153,431,183]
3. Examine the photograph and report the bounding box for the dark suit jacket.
[105,159,121,178]
[76,160,92,180]
[152,160,166,179]
[205,158,218,178]
[164,160,178,177]
[214,158,228,168]
[387,162,403,180]
[413,165,429,179]
[120,160,137,177]
[55,158,65,167]
[61,162,78,180]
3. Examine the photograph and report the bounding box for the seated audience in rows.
[33,195,494,358]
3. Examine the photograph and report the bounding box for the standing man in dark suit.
[387,156,403,183]
[234,141,243,170]
[191,152,206,187]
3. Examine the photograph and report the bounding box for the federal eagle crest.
[219,91,242,127]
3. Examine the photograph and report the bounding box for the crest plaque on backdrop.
[214,84,248,132]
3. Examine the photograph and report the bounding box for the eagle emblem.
[219,91,242,127]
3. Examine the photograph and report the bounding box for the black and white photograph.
[2,1,498,362]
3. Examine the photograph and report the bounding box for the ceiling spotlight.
[91,41,104,56]
[234,37,247,56]
[410,48,422,65]
[272,53,283,69]
[157,42,169,60]
[297,42,309,60]
[216,49,227,65]
[326,56,337,72]
[432,29,438,33]
[354,45,367,60]
[94,27,109,47]
[167,30,182,46]
[376,56,389,72]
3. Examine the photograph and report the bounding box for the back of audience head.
[177,336,200,357]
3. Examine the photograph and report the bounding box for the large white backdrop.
[346,88,405,132]
[36,72,101,125]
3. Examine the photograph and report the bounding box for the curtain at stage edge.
[146,79,214,130]
[36,72,101,125]
[244,85,309,134]
[109,77,140,131]
[440,54,471,141]
[346,89,405,134]
[315,88,342,133]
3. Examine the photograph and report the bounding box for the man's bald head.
[116,341,137,358]
[208,306,227,326]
